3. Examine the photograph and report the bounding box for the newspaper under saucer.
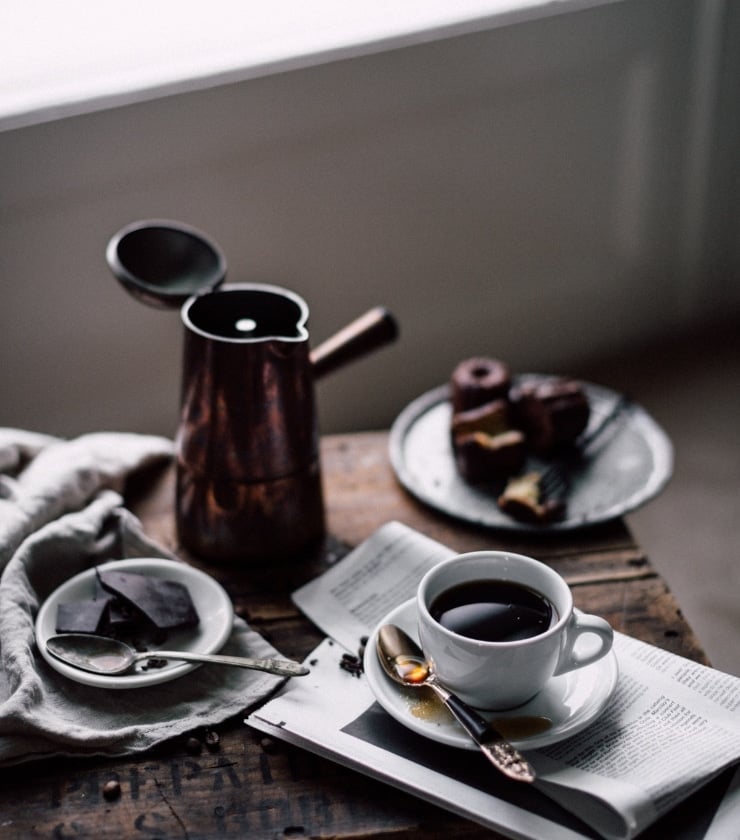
[364,598,618,751]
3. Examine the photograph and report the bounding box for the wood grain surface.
[0,432,709,840]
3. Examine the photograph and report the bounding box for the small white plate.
[364,598,618,750]
[36,558,234,689]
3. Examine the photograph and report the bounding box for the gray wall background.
[1,1,738,440]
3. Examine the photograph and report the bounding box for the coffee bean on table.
[102,780,121,801]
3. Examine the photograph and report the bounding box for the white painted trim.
[0,0,621,131]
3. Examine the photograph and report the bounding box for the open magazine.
[246,521,740,840]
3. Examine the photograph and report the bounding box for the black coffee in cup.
[430,580,556,643]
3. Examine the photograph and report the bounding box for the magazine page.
[289,521,740,839]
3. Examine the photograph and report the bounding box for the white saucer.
[363,598,618,750]
[35,558,234,689]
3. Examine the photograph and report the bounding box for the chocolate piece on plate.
[55,597,110,634]
[97,569,199,631]
[105,597,142,634]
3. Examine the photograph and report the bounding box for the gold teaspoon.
[376,624,542,783]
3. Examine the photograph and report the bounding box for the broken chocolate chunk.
[55,597,109,635]
[96,569,199,631]
[55,565,201,653]
[105,598,142,635]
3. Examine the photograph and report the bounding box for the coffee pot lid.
[106,219,227,309]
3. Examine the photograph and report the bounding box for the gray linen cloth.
[0,428,287,765]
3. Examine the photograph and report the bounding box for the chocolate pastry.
[451,398,526,481]
[497,472,565,523]
[450,357,511,412]
[451,398,511,440]
[511,378,589,452]
[454,429,527,483]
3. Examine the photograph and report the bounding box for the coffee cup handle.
[553,612,613,676]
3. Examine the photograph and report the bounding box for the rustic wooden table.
[0,432,711,839]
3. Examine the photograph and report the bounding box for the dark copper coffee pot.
[107,220,398,563]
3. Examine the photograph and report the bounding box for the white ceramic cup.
[417,551,614,710]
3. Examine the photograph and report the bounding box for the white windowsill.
[1,0,615,132]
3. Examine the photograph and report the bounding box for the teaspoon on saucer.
[45,634,310,677]
[376,624,539,783]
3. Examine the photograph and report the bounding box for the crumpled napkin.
[0,428,287,766]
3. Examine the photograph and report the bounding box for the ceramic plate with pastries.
[389,357,673,531]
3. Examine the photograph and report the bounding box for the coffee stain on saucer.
[493,715,552,740]
[406,689,552,739]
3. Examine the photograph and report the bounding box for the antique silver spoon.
[376,624,540,783]
[45,633,309,677]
